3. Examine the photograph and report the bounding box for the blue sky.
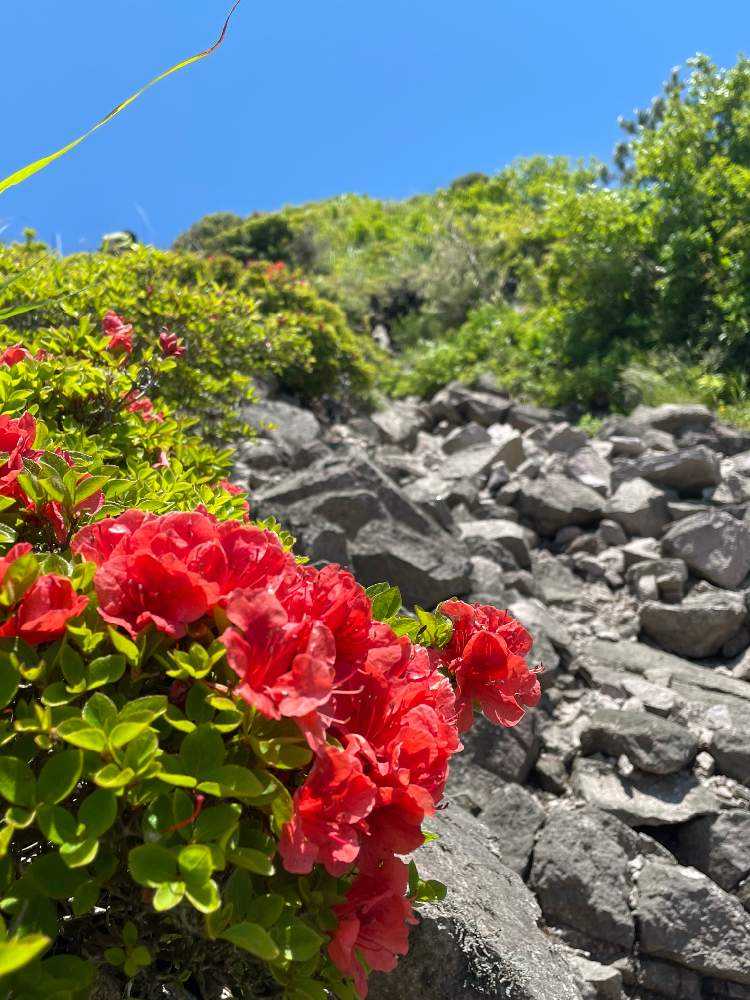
[0,0,747,250]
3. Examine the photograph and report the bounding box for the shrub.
[0,322,540,999]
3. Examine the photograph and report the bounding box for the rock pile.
[234,385,750,1000]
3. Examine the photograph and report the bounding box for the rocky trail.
[233,382,750,1000]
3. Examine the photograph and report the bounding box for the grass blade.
[0,1,243,197]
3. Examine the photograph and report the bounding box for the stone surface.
[676,810,750,892]
[479,783,546,876]
[571,757,719,826]
[579,709,698,775]
[458,518,535,568]
[639,586,747,659]
[604,478,671,538]
[368,809,583,1000]
[460,712,540,784]
[662,510,750,588]
[635,860,750,984]
[515,474,604,536]
[635,445,721,493]
[630,403,714,434]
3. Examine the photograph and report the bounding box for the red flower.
[153,449,170,469]
[279,744,376,876]
[433,600,540,732]
[159,328,186,357]
[71,511,296,639]
[0,574,87,645]
[0,413,40,505]
[39,453,105,543]
[127,396,164,423]
[221,588,335,720]
[102,311,133,355]
[0,543,33,587]
[328,857,417,998]
[0,345,32,367]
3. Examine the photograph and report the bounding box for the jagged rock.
[508,402,562,431]
[440,443,511,482]
[371,399,427,449]
[711,723,750,785]
[635,860,750,985]
[630,403,714,434]
[579,709,698,775]
[460,712,540,784]
[662,510,750,589]
[368,809,583,1000]
[532,552,582,604]
[487,423,525,470]
[634,445,721,493]
[604,478,671,538]
[515,474,604,536]
[567,955,624,1000]
[479,783,546,876]
[427,382,511,427]
[640,585,747,659]
[676,811,750,892]
[441,421,490,454]
[571,757,719,826]
[349,520,471,607]
[468,555,508,602]
[626,559,687,603]
[566,447,613,495]
[636,957,702,999]
[248,398,322,453]
[546,423,590,454]
[458,519,535,568]
[529,805,639,951]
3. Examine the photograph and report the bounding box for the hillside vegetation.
[176,54,750,423]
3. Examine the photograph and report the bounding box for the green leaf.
[0,662,19,709]
[109,719,152,749]
[122,921,138,949]
[185,878,221,914]
[178,844,214,885]
[367,583,402,622]
[104,947,125,967]
[107,627,138,665]
[59,645,85,690]
[86,655,126,690]
[0,933,50,978]
[0,1,245,197]
[193,803,241,843]
[228,847,274,876]
[36,804,77,845]
[56,718,107,752]
[198,764,271,800]
[220,922,279,961]
[128,844,178,887]
[79,789,117,838]
[37,749,83,804]
[152,881,185,912]
[274,918,324,963]
[179,724,226,776]
[0,756,35,806]
[82,692,117,731]
[93,764,135,789]
[59,837,98,869]
[71,880,100,917]
[244,893,285,929]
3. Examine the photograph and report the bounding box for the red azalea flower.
[0,543,33,587]
[433,600,540,732]
[159,328,186,357]
[0,574,88,645]
[127,396,164,423]
[279,744,376,876]
[221,588,335,720]
[0,345,32,367]
[153,449,170,469]
[0,412,40,505]
[328,857,417,999]
[102,311,134,355]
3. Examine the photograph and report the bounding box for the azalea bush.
[0,323,540,999]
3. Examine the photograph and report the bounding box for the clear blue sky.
[0,0,747,251]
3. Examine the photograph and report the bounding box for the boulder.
[546,423,589,454]
[370,399,427,449]
[529,805,639,950]
[248,398,322,453]
[516,474,604,536]
[629,403,714,435]
[532,552,582,605]
[640,586,747,659]
[441,422,490,454]
[571,757,719,827]
[460,712,540,784]
[479,783,546,876]
[579,709,698,775]
[567,955,624,1000]
[349,520,471,608]
[508,402,562,431]
[440,443,511,482]
[368,809,583,1000]
[604,478,671,538]
[635,860,750,985]
[566,447,612,495]
[635,445,721,493]
[458,519,536,568]
[662,510,750,589]
[676,810,750,892]
[487,423,525,470]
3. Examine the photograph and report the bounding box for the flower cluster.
[62,506,539,996]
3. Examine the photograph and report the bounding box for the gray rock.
[441,421,490,454]
[532,552,581,605]
[635,860,750,984]
[630,403,714,435]
[349,520,471,608]
[640,586,747,659]
[579,709,698,775]
[516,474,605,536]
[460,712,540,784]
[566,447,613,495]
[487,423,525,470]
[676,810,750,892]
[458,519,536,569]
[636,957,702,999]
[508,403,562,431]
[440,443,511,483]
[626,559,687,603]
[663,510,750,589]
[571,757,719,827]
[712,724,750,785]
[604,478,671,538]
[468,556,508,603]
[371,399,427,449]
[635,445,721,493]
[547,423,590,454]
[480,783,546,876]
[529,805,639,950]
[368,809,582,1000]
[567,955,623,1000]
[248,398,322,453]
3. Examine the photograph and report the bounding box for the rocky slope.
[234,383,750,1000]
